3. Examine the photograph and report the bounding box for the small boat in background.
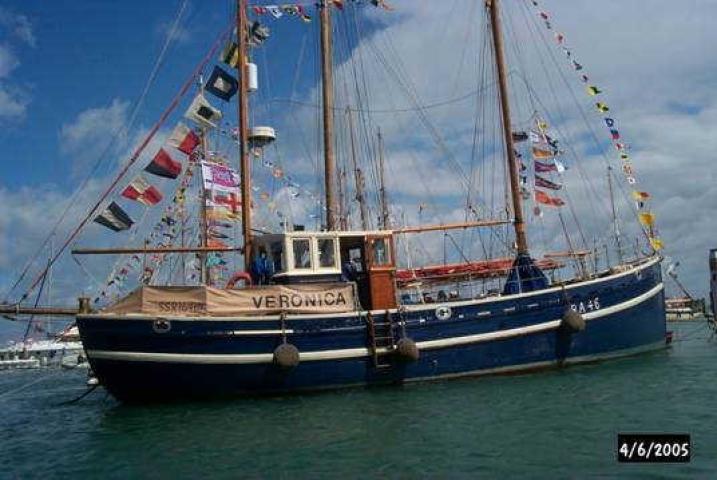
[0,323,85,370]
[665,297,707,322]
[665,262,708,322]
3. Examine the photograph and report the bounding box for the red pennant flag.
[145,149,182,179]
[535,189,565,207]
[167,123,200,155]
[121,176,163,206]
[207,238,228,249]
[534,160,557,173]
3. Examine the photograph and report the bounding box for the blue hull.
[77,258,666,402]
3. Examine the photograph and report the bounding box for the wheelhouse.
[251,230,397,310]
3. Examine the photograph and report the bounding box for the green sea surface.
[1,322,715,479]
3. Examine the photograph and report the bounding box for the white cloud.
[60,99,129,151]
[0,181,108,305]
[60,99,130,174]
[0,122,175,304]
[0,6,36,124]
[155,20,191,45]
[0,84,28,119]
[0,7,36,47]
[0,44,19,79]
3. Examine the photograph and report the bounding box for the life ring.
[226,271,253,289]
[152,319,172,334]
[435,306,452,320]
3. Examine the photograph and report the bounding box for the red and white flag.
[212,190,241,213]
[534,189,564,207]
[167,122,200,155]
[121,175,163,206]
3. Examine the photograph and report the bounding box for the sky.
[0,0,716,338]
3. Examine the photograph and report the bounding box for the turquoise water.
[1,322,715,479]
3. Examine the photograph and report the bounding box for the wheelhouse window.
[318,238,337,269]
[370,237,391,266]
[292,238,312,269]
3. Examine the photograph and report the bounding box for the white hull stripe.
[87,283,663,365]
[228,330,294,336]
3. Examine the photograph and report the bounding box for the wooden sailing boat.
[2,0,666,401]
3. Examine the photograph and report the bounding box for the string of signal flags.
[528,0,663,251]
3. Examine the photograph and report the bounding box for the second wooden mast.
[487,0,529,255]
[237,0,252,270]
[320,1,337,231]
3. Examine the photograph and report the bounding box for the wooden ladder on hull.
[366,310,395,369]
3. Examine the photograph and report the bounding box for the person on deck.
[341,259,358,282]
[251,248,274,285]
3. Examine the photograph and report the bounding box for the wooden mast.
[377,128,389,230]
[320,1,337,230]
[487,0,529,255]
[237,0,252,271]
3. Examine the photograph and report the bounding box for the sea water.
[1,322,715,479]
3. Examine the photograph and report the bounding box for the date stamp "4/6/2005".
[617,434,691,463]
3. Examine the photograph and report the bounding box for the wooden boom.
[0,304,79,316]
[543,250,592,258]
[71,247,242,255]
[394,219,512,234]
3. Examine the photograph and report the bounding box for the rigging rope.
[21,263,49,343]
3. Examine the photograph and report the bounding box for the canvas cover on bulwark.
[102,284,357,316]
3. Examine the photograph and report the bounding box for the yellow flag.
[532,146,554,159]
[206,207,238,221]
[596,102,610,113]
[638,212,655,227]
[220,42,239,68]
[631,191,650,201]
[649,237,664,251]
